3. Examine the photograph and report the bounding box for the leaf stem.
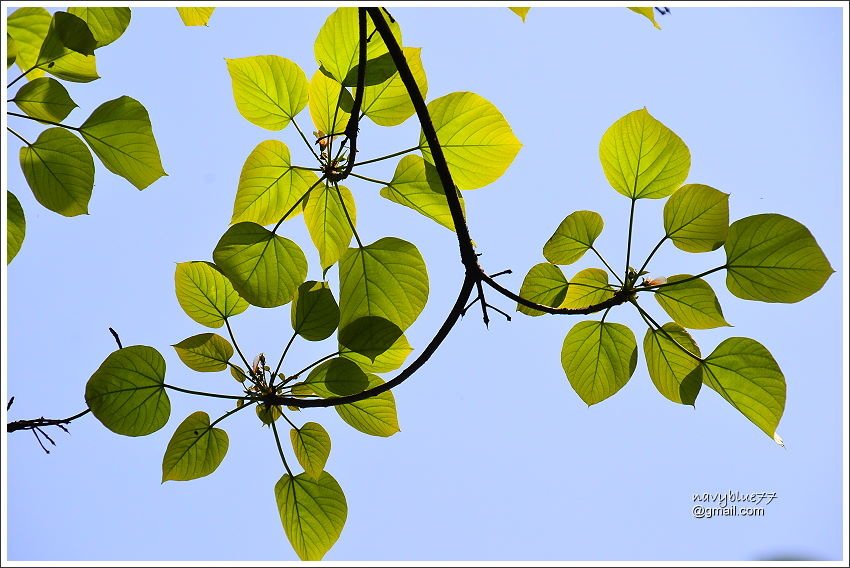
[163,383,249,401]
[7,111,79,131]
[630,299,702,362]
[284,351,342,385]
[291,118,322,162]
[271,175,326,234]
[349,171,391,186]
[335,181,362,248]
[7,127,30,146]
[646,265,727,291]
[624,198,637,280]
[7,66,37,89]
[210,399,256,428]
[272,331,298,386]
[636,235,668,277]
[590,246,624,286]
[291,165,323,173]
[224,317,252,373]
[271,420,294,476]
[352,145,421,168]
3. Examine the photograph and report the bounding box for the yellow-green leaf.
[7,33,17,68]
[643,323,702,405]
[20,128,94,217]
[12,77,77,122]
[664,184,729,252]
[599,108,690,199]
[362,47,428,127]
[516,263,569,317]
[290,422,331,479]
[79,96,166,190]
[543,210,604,265]
[177,7,215,27]
[628,7,661,29]
[340,333,413,374]
[304,358,369,398]
[421,91,522,190]
[509,7,530,21]
[173,333,234,372]
[162,411,229,482]
[308,70,352,138]
[35,12,99,83]
[380,155,464,231]
[275,471,347,561]
[232,140,318,225]
[226,55,308,131]
[7,8,51,80]
[7,191,26,264]
[702,337,786,440]
[653,275,730,329]
[335,374,400,437]
[561,321,637,406]
[562,268,613,309]
[67,7,131,47]
[725,214,834,303]
[213,222,308,308]
[174,261,249,328]
[85,346,170,437]
[292,281,340,342]
[303,182,356,272]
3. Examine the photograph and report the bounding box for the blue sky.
[3,5,847,562]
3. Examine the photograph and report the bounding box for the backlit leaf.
[340,333,413,373]
[303,182,356,272]
[67,7,131,47]
[7,33,17,68]
[79,96,166,190]
[562,268,613,309]
[380,155,463,231]
[7,8,52,80]
[599,108,690,199]
[561,321,637,406]
[664,184,729,252]
[509,8,530,21]
[213,222,308,308]
[628,7,661,29]
[643,323,702,405]
[291,281,340,341]
[290,422,331,479]
[20,128,94,216]
[177,7,215,26]
[12,77,77,122]
[362,47,428,127]
[36,12,99,82]
[161,411,229,482]
[304,358,369,398]
[725,214,834,303]
[174,261,249,328]
[543,210,604,265]
[653,275,730,329]
[702,337,786,440]
[232,140,318,225]
[334,374,400,437]
[226,55,308,131]
[421,91,522,190]
[516,263,569,317]
[85,345,170,436]
[308,70,353,138]
[7,191,26,264]
[275,471,347,561]
[173,333,234,372]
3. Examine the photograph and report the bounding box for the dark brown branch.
[481,273,635,315]
[108,327,123,349]
[7,408,91,433]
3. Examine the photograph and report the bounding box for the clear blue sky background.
[3,5,846,562]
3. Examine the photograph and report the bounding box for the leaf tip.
[773,432,785,447]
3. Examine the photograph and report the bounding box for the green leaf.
[516,263,569,317]
[308,70,353,138]
[161,411,229,482]
[562,268,613,309]
[702,337,786,440]
[599,108,690,199]
[628,7,662,29]
[20,128,94,217]
[67,7,131,47]
[304,358,369,398]
[653,275,730,329]
[275,471,347,561]
[725,213,834,303]
[338,238,429,357]
[79,96,166,190]
[561,321,638,406]
[256,404,282,426]
[7,8,52,80]
[643,323,702,405]
[174,261,249,328]
[232,140,318,226]
[335,374,400,437]
[230,365,247,383]
[362,47,428,127]
[340,333,413,373]
[35,12,99,83]
[212,222,308,308]
[664,184,729,252]
[421,91,522,190]
[7,33,18,68]
[380,155,464,231]
[291,281,340,342]
[37,11,97,59]
[12,77,77,122]
[338,316,403,361]
[509,7,530,21]
[177,7,215,26]
[84,345,170,436]
[7,191,26,264]
[543,210,604,265]
[303,182,356,272]
[226,55,308,131]
[314,7,401,85]
[290,422,331,479]
[172,333,234,372]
